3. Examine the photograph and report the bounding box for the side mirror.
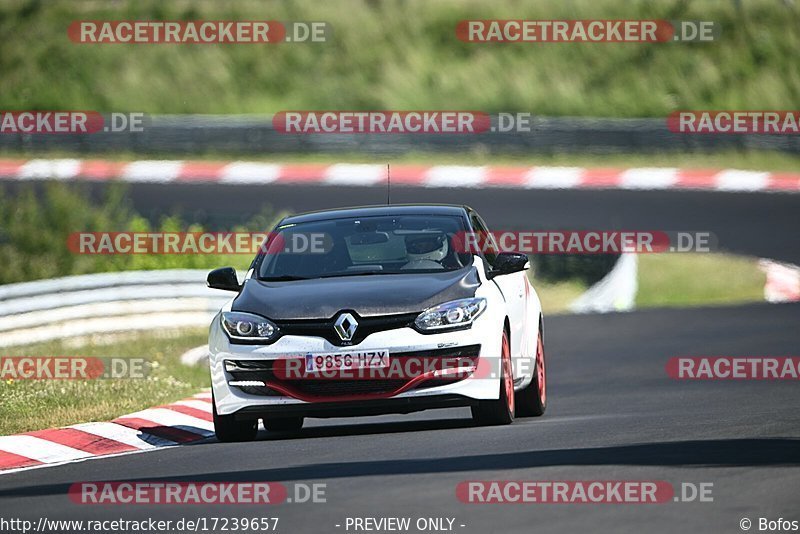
[489,253,530,278]
[207,267,241,292]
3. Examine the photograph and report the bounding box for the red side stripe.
[276,164,329,182]
[0,159,26,178]
[78,160,127,181]
[767,173,800,191]
[177,162,228,182]
[388,165,430,185]
[484,166,530,186]
[160,404,213,422]
[580,168,624,187]
[0,451,42,470]
[112,417,205,443]
[26,428,138,455]
[674,169,718,189]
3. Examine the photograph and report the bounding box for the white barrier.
[569,253,638,314]
[758,260,800,303]
[180,344,211,367]
[0,270,231,348]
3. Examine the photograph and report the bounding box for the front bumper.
[209,311,504,417]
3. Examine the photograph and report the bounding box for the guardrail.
[0,270,229,348]
[1,115,797,155]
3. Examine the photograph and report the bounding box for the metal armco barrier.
[0,270,229,348]
[1,115,797,155]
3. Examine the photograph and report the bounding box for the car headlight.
[414,298,487,332]
[221,311,279,342]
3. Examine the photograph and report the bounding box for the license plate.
[305,350,390,373]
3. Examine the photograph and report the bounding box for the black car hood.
[232,267,481,320]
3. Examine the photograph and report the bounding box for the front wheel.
[515,325,547,417]
[472,330,515,426]
[213,394,258,442]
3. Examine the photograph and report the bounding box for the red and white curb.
[0,391,213,474]
[0,158,798,192]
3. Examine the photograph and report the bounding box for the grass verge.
[0,329,209,435]
[535,252,766,315]
[636,252,765,308]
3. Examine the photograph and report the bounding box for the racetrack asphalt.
[107,183,800,264]
[1,302,798,533]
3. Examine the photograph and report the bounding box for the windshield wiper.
[316,271,384,279]
[261,271,388,281]
[260,275,310,281]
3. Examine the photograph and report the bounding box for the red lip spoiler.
[261,365,477,404]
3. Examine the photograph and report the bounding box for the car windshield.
[258,214,472,280]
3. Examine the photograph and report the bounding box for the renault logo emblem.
[334,312,358,342]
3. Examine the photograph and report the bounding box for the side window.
[470,213,498,267]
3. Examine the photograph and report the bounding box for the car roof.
[279,204,472,225]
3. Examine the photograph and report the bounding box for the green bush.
[0,183,281,284]
[531,253,619,286]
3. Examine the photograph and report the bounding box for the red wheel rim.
[536,331,546,405]
[502,333,514,414]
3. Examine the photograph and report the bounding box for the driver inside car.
[402,233,449,270]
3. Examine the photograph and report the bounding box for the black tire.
[472,330,515,426]
[213,395,258,442]
[262,417,304,432]
[516,324,547,417]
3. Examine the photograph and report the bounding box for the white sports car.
[207,204,546,441]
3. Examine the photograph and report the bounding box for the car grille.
[226,344,481,399]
